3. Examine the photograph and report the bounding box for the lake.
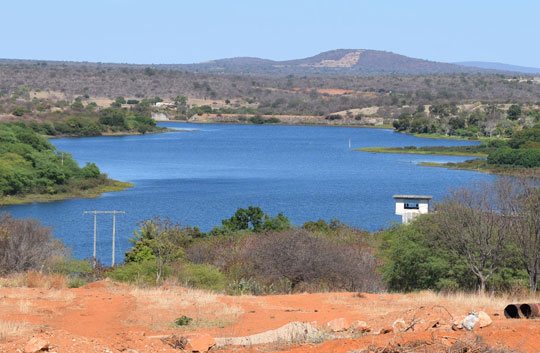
[1,123,491,264]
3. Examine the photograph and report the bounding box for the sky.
[2,0,540,67]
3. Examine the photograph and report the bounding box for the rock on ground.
[327,318,349,332]
[215,321,320,346]
[23,336,49,353]
[477,311,493,328]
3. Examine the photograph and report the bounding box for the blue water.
[1,123,490,264]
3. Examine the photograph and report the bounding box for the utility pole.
[84,210,125,267]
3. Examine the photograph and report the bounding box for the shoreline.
[157,119,395,130]
[0,181,133,206]
[45,127,174,139]
[355,147,487,157]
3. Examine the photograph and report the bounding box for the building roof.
[393,195,433,200]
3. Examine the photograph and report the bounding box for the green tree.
[125,218,198,282]
[507,104,522,120]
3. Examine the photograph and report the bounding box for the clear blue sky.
[2,0,539,67]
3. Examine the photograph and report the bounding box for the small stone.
[477,311,492,328]
[349,320,370,333]
[462,312,480,331]
[23,336,49,353]
[326,318,349,332]
[392,318,407,333]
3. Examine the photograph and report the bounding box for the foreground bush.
[0,213,64,274]
[246,230,383,292]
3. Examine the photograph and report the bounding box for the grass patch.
[0,180,133,205]
[418,159,540,177]
[356,147,488,157]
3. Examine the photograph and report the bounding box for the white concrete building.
[393,195,432,224]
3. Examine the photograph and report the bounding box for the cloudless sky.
[2,0,540,67]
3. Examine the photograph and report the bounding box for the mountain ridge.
[167,49,513,76]
[0,49,530,76]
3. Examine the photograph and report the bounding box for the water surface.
[2,123,490,264]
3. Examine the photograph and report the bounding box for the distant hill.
[455,61,540,75]
[167,49,508,76]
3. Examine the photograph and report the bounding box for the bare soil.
[0,280,538,352]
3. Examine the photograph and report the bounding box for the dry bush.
[0,321,32,341]
[24,271,66,289]
[246,230,384,292]
[0,213,64,275]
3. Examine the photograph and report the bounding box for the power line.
[83,210,126,267]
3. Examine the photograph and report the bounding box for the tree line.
[1,178,539,295]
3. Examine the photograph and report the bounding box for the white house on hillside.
[393,195,432,224]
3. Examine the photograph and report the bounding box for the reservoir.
[1,123,491,263]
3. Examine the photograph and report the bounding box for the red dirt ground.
[1,280,539,352]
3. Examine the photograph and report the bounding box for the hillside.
[173,49,507,75]
[456,61,540,74]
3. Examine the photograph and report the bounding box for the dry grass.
[399,290,539,311]
[129,286,221,309]
[25,271,66,289]
[0,273,27,288]
[0,321,32,341]
[0,272,67,289]
[2,289,75,302]
[127,285,244,331]
[17,300,32,314]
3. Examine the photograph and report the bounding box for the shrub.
[325,114,343,121]
[174,315,193,326]
[67,277,87,288]
[109,260,164,286]
[11,107,26,117]
[0,214,63,274]
[177,263,225,291]
[247,230,382,292]
[249,116,265,124]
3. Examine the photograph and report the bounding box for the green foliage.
[210,206,291,235]
[174,315,193,326]
[67,277,87,288]
[178,263,226,291]
[11,107,26,116]
[221,206,264,232]
[125,217,196,264]
[507,126,540,149]
[507,104,522,120]
[378,216,527,292]
[487,148,540,167]
[99,108,127,127]
[49,258,93,276]
[0,123,105,197]
[109,260,164,285]
[249,116,265,124]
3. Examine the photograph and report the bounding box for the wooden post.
[84,210,125,267]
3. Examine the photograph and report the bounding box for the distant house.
[155,102,176,109]
[393,195,432,224]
